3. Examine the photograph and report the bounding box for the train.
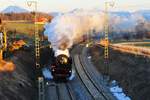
[42,48,74,81]
[51,53,72,80]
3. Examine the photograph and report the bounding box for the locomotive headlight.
[63,58,67,63]
[60,57,68,64]
[52,69,55,72]
[69,70,72,73]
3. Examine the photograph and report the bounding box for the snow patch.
[68,69,75,80]
[88,56,92,59]
[42,67,53,80]
[110,80,131,100]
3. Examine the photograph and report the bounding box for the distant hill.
[136,10,150,14]
[110,11,131,17]
[135,10,150,21]
[110,10,150,21]
[2,6,28,13]
[49,12,62,17]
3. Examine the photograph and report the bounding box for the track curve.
[44,44,116,100]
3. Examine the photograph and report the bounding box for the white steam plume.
[44,9,105,50]
[44,9,150,49]
[110,13,146,33]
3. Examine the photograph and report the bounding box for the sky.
[0,0,150,13]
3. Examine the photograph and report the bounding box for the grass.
[134,43,150,47]
[4,22,44,36]
[112,39,150,48]
[112,39,150,44]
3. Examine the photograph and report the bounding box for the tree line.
[0,12,53,21]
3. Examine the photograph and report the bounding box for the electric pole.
[103,1,115,76]
[27,1,40,69]
[27,1,44,100]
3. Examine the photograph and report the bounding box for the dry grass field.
[4,21,44,36]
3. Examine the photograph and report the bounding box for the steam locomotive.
[43,49,74,81]
[51,54,72,80]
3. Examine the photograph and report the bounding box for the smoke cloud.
[44,9,106,50]
[44,9,150,49]
[110,13,147,32]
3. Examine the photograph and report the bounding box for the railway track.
[45,81,75,100]
[74,54,116,100]
[44,44,116,100]
[80,47,116,100]
[74,55,106,99]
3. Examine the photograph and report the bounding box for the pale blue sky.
[0,0,150,12]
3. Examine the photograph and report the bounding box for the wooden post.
[0,50,2,61]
